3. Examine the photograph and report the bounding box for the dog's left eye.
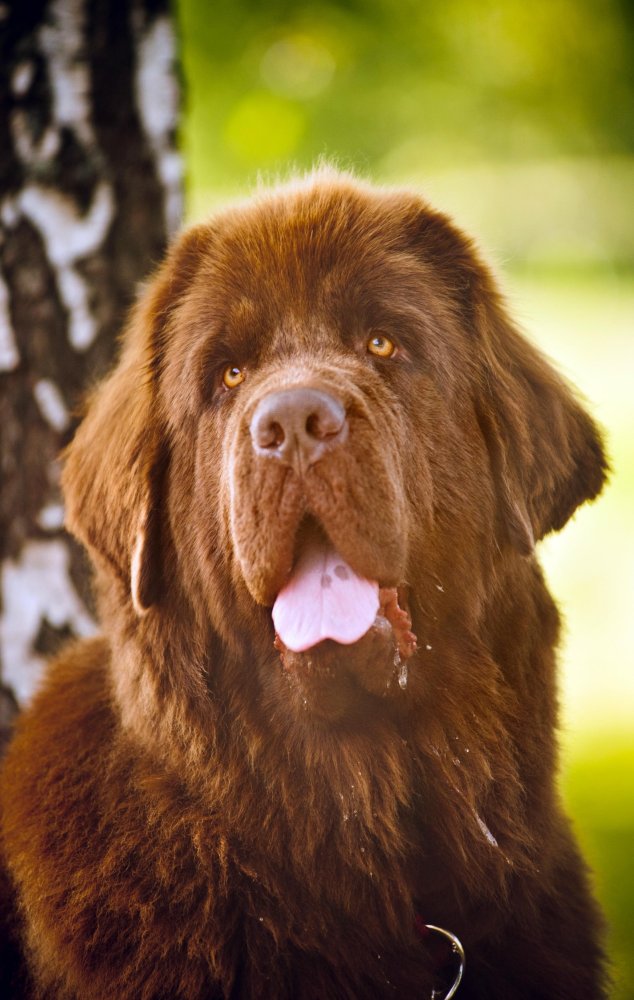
[222,365,246,389]
[367,335,396,358]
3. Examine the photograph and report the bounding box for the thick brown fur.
[0,171,608,998]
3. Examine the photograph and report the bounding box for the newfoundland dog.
[0,172,608,998]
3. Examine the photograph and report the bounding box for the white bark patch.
[135,15,183,236]
[39,0,93,145]
[19,183,114,349]
[4,0,115,352]
[11,60,35,97]
[11,109,61,164]
[34,378,70,432]
[57,264,99,350]
[0,540,95,704]
[1,197,19,228]
[0,268,19,371]
[20,182,114,264]
[38,504,66,531]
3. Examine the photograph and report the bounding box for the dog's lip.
[380,586,417,658]
[275,515,393,598]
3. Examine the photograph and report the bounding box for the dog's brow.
[228,296,259,327]
[345,300,427,353]
[200,320,265,371]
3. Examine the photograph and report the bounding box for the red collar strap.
[415,915,465,999]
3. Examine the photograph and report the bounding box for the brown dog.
[0,172,608,998]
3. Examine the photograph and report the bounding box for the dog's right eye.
[222,365,246,389]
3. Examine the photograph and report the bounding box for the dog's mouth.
[271,522,417,706]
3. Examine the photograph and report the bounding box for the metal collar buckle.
[422,923,465,999]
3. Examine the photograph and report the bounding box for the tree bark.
[0,0,182,712]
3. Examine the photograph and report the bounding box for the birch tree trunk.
[0,0,183,717]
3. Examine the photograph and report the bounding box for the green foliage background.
[177,1,634,993]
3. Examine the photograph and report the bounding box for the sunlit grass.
[564,741,634,999]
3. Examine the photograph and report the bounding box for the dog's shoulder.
[3,637,113,769]
[0,639,113,997]
[1,637,116,869]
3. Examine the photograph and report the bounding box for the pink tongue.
[272,538,379,653]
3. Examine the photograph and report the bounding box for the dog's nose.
[250,388,348,470]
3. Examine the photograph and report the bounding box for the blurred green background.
[177,0,633,993]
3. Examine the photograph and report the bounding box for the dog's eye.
[367,335,396,358]
[222,365,246,389]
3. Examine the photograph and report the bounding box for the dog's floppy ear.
[471,275,608,552]
[404,199,608,552]
[63,224,210,613]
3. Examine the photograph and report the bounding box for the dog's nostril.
[305,413,320,439]
[258,421,285,450]
[306,411,338,440]
[271,422,285,447]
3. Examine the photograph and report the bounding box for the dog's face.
[63,174,607,726]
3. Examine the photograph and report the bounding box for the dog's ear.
[404,200,608,552]
[63,224,210,613]
[470,274,608,552]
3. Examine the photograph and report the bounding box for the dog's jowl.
[0,172,608,999]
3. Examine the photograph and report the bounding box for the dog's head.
[63,172,607,724]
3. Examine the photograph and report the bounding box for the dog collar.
[415,916,465,999]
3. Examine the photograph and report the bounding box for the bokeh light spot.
[260,34,335,100]
[224,91,305,164]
